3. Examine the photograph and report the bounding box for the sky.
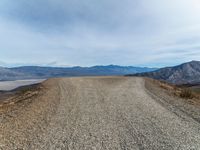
[0,0,200,67]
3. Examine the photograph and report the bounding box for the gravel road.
[1,77,200,149]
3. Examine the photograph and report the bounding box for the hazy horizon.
[0,60,199,69]
[0,0,200,67]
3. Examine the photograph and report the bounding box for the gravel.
[1,77,200,149]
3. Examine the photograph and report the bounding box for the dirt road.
[1,77,200,149]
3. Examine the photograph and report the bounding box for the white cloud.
[0,0,199,67]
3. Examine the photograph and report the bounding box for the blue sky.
[0,0,200,67]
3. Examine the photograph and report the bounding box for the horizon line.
[1,60,199,69]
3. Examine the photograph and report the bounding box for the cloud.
[0,0,200,67]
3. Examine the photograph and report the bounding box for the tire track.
[1,77,200,149]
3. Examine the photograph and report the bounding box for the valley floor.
[0,79,45,91]
[0,77,200,149]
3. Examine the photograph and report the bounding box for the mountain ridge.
[128,61,200,85]
[0,65,157,81]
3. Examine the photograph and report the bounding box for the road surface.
[1,77,200,149]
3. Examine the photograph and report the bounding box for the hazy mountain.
[0,67,31,81]
[0,65,157,81]
[129,61,200,85]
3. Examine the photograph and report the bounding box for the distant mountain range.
[128,61,200,85]
[0,65,157,81]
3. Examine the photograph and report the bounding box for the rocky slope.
[129,61,200,85]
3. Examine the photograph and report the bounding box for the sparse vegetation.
[16,84,37,95]
[145,77,199,99]
[180,89,194,99]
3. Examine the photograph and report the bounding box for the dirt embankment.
[0,79,61,149]
[1,77,200,149]
[144,78,200,122]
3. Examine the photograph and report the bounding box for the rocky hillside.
[129,61,200,85]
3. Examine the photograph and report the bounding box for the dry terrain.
[1,77,200,149]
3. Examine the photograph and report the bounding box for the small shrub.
[180,89,193,99]
[173,86,178,91]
